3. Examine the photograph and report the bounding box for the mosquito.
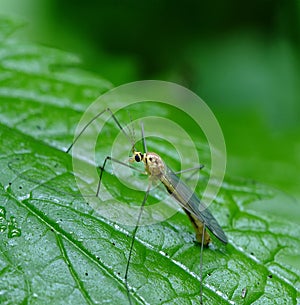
[67,107,228,305]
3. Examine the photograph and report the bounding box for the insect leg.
[173,164,204,182]
[200,222,206,305]
[125,182,152,305]
[96,156,145,197]
[66,107,134,153]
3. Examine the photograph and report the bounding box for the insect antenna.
[66,107,135,153]
[140,122,148,153]
[126,110,138,154]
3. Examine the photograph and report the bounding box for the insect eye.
[135,154,141,162]
[149,157,152,162]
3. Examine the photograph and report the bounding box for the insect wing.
[163,167,228,244]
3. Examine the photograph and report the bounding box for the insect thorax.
[144,152,166,178]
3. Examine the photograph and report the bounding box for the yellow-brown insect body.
[144,152,166,178]
[130,150,215,245]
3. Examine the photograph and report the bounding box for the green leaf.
[0,16,299,305]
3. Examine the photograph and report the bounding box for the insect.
[67,107,228,305]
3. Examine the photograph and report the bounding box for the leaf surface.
[0,16,299,305]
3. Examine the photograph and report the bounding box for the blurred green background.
[1,0,300,200]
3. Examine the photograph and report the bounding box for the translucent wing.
[161,166,228,244]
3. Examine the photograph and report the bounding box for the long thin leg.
[200,222,206,305]
[96,156,145,197]
[174,164,204,183]
[174,164,204,175]
[66,107,135,153]
[125,182,152,305]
